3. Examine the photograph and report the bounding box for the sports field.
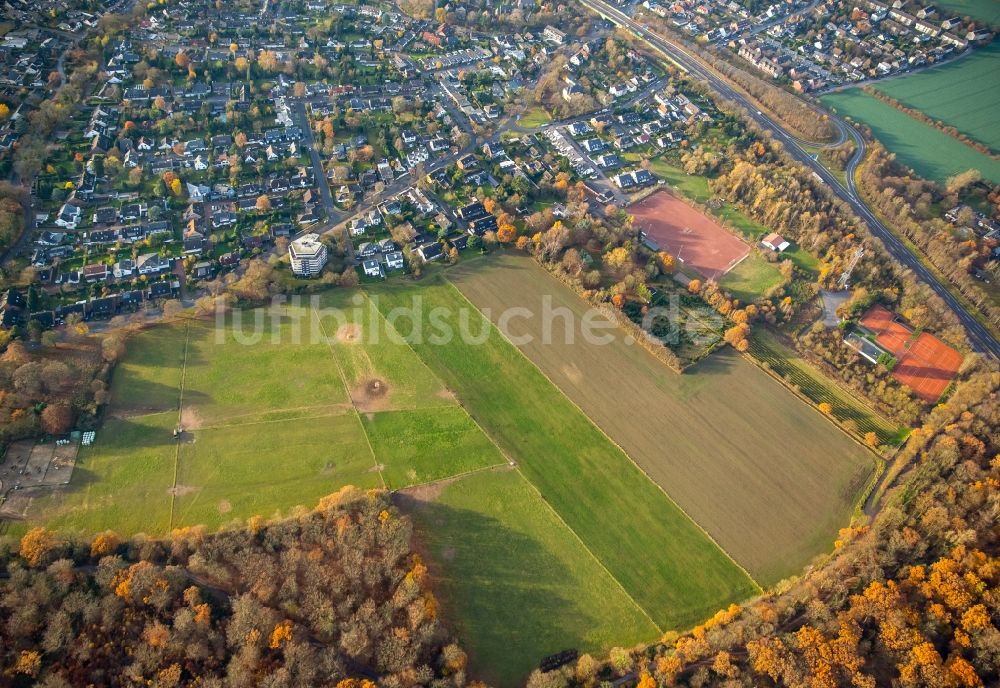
[719,253,783,302]
[448,254,877,585]
[860,305,962,402]
[873,43,1000,152]
[821,89,1000,184]
[29,294,507,534]
[630,191,750,279]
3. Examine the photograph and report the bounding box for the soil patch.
[218,499,232,514]
[168,484,198,497]
[336,323,362,344]
[353,377,391,412]
[180,407,203,431]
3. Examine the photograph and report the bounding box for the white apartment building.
[289,233,328,277]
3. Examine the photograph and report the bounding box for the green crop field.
[448,254,877,586]
[368,277,758,630]
[402,468,658,687]
[934,0,1000,24]
[821,89,1000,184]
[873,43,1000,152]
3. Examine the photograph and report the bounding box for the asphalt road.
[582,0,1000,359]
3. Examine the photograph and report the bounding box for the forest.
[0,487,471,687]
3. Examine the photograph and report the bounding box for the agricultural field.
[872,43,1000,152]
[448,254,877,586]
[368,277,759,629]
[748,329,908,445]
[401,468,658,687]
[821,89,1000,184]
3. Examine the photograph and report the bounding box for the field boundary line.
[167,321,191,531]
[392,461,512,495]
[513,465,664,636]
[444,275,764,594]
[199,407,356,431]
[310,305,387,490]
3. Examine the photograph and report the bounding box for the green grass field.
[26,293,506,535]
[720,254,784,302]
[873,42,1000,152]
[448,254,877,586]
[362,407,506,489]
[403,468,658,687]
[368,277,759,629]
[821,89,1000,184]
[934,0,1000,24]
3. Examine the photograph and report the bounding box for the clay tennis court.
[860,305,962,402]
[629,191,749,280]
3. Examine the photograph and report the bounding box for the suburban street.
[581,0,1000,360]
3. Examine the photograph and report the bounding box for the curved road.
[582,0,1000,359]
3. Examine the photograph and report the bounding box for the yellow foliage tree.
[14,650,41,677]
[269,619,293,649]
[19,527,59,567]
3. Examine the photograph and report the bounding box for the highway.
[581,0,1000,359]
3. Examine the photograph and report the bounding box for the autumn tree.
[19,527,61,567]
[40,404,73,435]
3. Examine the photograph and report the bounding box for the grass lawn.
[720,254,784,303]
[448,254,876,586]
[872,42,1000,152]
[822,89,1000,184]
[182,313,350,425]
[32,413,178,536]
[25,297,504,535]
[369,276,759,629]
[402,468,659,688]
[171,411,382,529]
[315,290,454,412]
[933,0,1000,24]
[362,407,506,489]
[109,325,187,413]
[518,106,551,128]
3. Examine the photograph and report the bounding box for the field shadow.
[395,491,607,687]
[109,380,213,416]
